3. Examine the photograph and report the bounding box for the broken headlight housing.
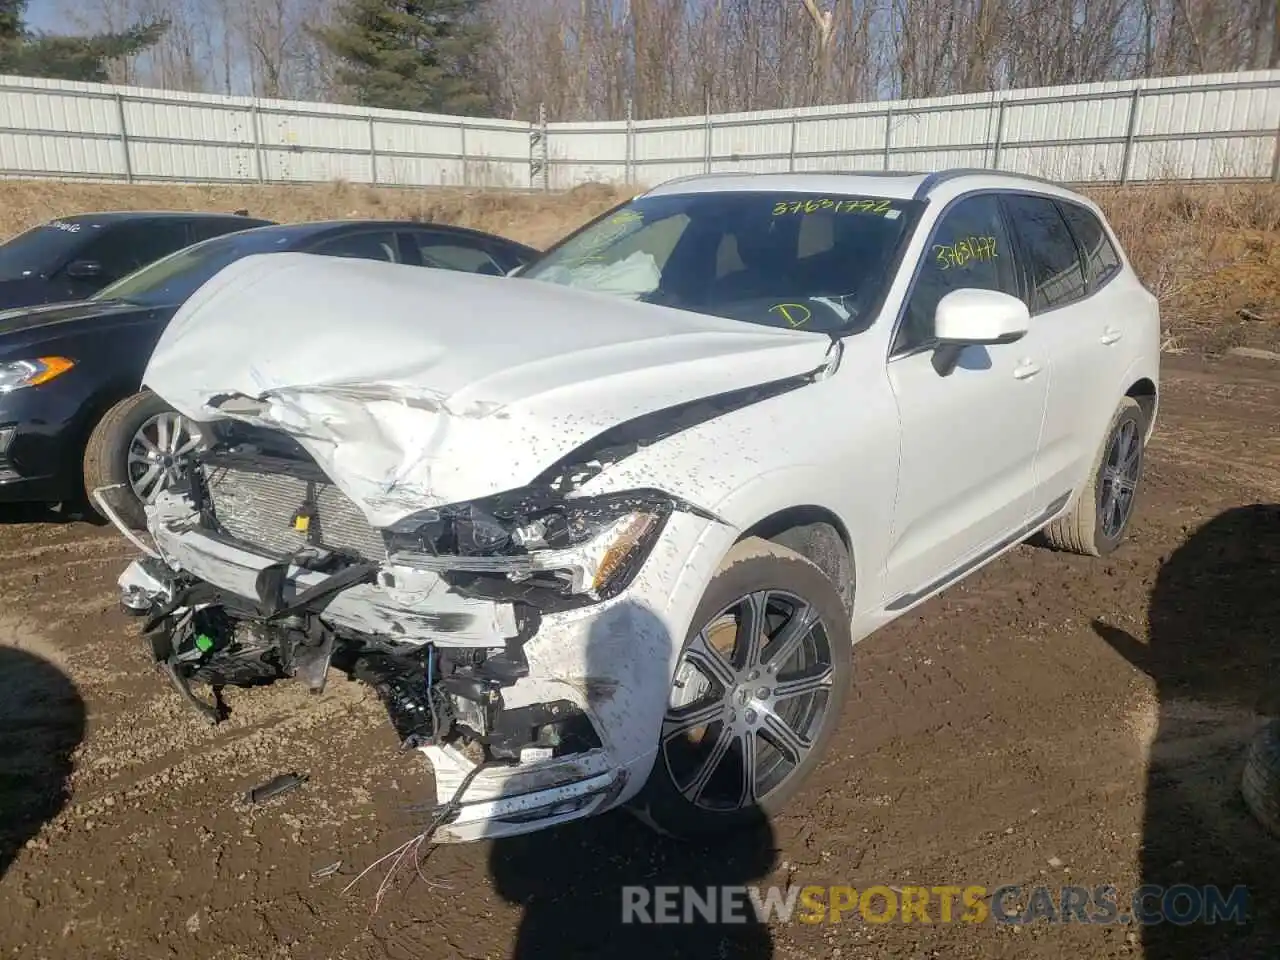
[383,489,673,604]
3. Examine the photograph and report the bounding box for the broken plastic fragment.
[243,772,309,805]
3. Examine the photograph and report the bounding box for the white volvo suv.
[111,169,1159,842]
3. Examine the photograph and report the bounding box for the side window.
[1058,201,1122,289]
[72,220,192,283]
[309,230,400,263]
[403,231,503,275]
[896,194,1018,354]
[1002,195,1087,312]
[189,218,249,244]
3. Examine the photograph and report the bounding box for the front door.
[883,192,1050,607]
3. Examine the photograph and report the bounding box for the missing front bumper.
[422,744,627,842]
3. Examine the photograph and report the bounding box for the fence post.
[1270,122,1280,183]
[252,103,265,183]
[368,115,378,185]
[882,107,893,171]
[540,102,549,191]
[114,94,133,183]
[460,119,469,187]
[704,93,712,174]
[991,99,1007,171]
[625,99,634,186]
[1119,87,1142,184]
[788,115,798,172]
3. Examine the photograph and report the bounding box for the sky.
[24,1,62,33]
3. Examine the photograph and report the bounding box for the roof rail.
[651,169,926,191]
[912,167,1067,200]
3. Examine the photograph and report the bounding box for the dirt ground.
[0,353,1276,960]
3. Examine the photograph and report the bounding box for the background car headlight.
[385,491,673,603]
[0,357,75,393]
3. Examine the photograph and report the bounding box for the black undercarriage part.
[147,603,601,761]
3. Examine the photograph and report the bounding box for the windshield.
[518,191,916,332]
[93,228,294,306]
[0,220,92,281]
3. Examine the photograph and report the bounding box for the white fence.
[1,70,1278,191]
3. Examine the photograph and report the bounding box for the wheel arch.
[735,505,856,613]
[1125,376,1157,441]
[60,379,146,498]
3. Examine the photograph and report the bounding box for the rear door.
[883,192,1051,607]
[1001,193,1111,512]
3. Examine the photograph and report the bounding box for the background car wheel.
[83,390,205,531]
[632,536,852,839]
[1039,396,1145,557]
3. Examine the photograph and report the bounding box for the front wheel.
[632,537,852,838]
[83,390,206,530]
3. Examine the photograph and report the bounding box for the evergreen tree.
[0,0,166,84]
[316,0,491,115]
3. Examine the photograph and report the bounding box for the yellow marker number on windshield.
[772,198,893,216]
[770,302,813,328]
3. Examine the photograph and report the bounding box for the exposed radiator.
[202,462,386,562]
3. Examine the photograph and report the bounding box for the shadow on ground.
[0,502,104,527]
[0,647,86,878]
[1095,504,1280,959]
[489,811,776,959]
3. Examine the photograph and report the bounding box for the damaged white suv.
[112,170,1159,842]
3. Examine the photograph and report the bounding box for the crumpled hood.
[143,252,833,528]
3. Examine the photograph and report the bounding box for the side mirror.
[65,259,103,280]
[931,288,1030,376]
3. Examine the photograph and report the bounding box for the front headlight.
[0,356,75,393]
[385,490,673,603]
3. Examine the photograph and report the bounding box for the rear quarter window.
[1058,202,1122,289]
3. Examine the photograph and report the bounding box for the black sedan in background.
[0,219,540,528]
[0,211,275,309]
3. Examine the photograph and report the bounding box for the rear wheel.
[83,390,206,530]
[633,537,852,838]
[1039,396,1145,557]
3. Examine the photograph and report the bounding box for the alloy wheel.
[127,411,205,504]
[662,589,834,812]
[1099,417,1141,539]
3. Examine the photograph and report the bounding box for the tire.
[1039,396,1145,557]
[1242,720,1280,839]
[632,536,853,839]
[83,390,205,531]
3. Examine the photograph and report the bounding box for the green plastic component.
[194,633,215,653]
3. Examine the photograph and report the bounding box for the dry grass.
[1086,183,1280,355]
[0,177,1276,354]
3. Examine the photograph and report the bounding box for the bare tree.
[45,0,1280,118]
